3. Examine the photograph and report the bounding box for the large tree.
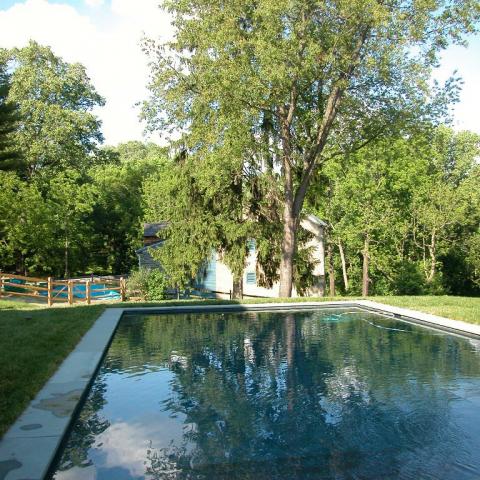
[2,41,104,179]
[144,0,479,296]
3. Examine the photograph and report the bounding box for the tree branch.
[292,25,371,218]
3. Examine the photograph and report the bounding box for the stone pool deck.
[1,300,479,479]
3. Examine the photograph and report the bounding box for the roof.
[135,241,164,255]
[143,222,168,237]
[304,214,327,227]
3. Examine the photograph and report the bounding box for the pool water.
[49,308,480,479]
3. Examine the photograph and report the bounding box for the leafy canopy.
[143,0,480,295]
[1,41,105,179]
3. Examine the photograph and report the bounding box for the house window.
[246,271,256,285]
[247,239,256,253]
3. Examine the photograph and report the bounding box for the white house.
[136,214,326,298]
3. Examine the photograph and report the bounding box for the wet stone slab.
[0,436,60,480]
[46,352,103,384]
[33,388,84,419]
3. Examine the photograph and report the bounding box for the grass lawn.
[370,295,480,325]
[0,300,105,437]
[114,295,479,324]
[0,294,478,438]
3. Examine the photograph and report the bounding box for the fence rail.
[0,272,126,306]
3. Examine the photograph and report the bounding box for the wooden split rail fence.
[0,273,126,306]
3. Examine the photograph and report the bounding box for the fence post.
[68,280,73,305]
[47,277,53,306]
[120,277,126,302]
[86,280,91,305]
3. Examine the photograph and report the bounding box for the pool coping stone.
[0,299,478,479]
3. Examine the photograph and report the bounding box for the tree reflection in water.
[50,309,480,480]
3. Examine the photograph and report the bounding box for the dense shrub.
[424,271,447,296]
[126,268,150,300]
[126,268,168,300]
[393,262,425,295]
[146,269,168,300]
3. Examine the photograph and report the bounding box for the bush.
[423,270,447,295]
[372,275,395,296]
[146,269,168,300]
[393,262,425,295]
[126,268,150,300]
[126,268,168,301]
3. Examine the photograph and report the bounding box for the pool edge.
[0,308,123,480]
[0,300,478,480]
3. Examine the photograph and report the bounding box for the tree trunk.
[231,273,243,300]
[426,230,436,283]
[64,234,69,279]
[338,241,349,292]
[362,235,370,296]
[279,211,297,297]
[327,243,335,296]
[278,111,296,298]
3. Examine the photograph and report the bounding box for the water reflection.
[50,309,480,479]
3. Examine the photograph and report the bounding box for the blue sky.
[0,0,479,145]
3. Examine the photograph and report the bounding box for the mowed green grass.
[371,296,480,325]
[0,294,478,438]
[116,295,479,324]
[0,300,105,437]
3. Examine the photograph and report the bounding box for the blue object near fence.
[4,278,27,293]
[38,283,121,300]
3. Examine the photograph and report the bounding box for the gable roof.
[135,240,164,255]
[143,222,168,237]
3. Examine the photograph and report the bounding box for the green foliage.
[465,231,480,288]
[0,171,53,273]
[393,262,425,296]
[0,62,21,171]
[0,40,165,282]
[45,169,98,277]
[126,268,152,300]
[143,152,253,289]
[0,26,478,303]
[127,268,169,301]
[143,0,479,295]
[146,269,169,301]
[2,41,104,179]
[88,142,167,275]
[310,127,480,296]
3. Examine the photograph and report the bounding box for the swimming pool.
[48,308,480,479]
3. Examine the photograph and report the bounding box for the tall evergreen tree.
[0,62,21,171]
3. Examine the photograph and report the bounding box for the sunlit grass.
[0,300,105,437]
[371,296,480,325]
